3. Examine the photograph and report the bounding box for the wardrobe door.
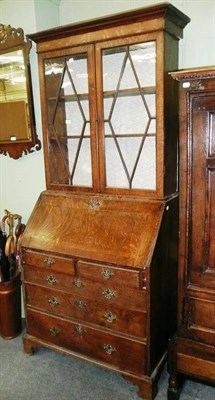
[188,93,215,289]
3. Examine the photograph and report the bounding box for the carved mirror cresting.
[0,24,41,159]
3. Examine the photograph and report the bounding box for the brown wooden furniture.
[20,4,189,399]
[168,67,215,399]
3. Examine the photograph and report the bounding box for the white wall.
[0,0,215,224]
[0,0,60,223]
[0,0,61,316]
[60,0,215,69]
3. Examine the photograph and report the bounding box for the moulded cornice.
[170,66,215,81]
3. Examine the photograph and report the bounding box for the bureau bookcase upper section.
[29,3,190,198]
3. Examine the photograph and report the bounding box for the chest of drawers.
[22,249,147,376]
[23,250,147,339]
[21,190,178,399]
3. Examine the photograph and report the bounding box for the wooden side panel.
[150,196,178,373]
[163,32,179,196]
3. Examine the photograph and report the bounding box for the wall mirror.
[0,24,41,159]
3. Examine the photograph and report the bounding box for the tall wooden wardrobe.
[20,4,190,400]
[168,67,215,399]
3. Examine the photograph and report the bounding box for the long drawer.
[25,283,147,338]
[26,307,147,375]
[23,264,146,311]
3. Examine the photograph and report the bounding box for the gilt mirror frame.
[0,24,41,159]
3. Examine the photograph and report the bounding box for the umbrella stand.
[0,210,25,339]
[0,272,22,339]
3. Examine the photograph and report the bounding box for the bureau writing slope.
[168,67,215,399]
[20,4,190,399]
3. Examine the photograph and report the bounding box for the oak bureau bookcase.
[20,4,190,399]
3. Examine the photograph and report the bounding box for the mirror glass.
[0,49,30,141]
[0,24,41,159]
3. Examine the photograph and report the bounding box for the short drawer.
[23,265,75,292]
[26,307,147,375]
[77,260,145,289]
[25,283,147,338]
[22,249,75,274]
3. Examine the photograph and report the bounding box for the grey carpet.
[0,328,215,400]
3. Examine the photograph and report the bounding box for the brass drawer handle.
[104,311,116,323]
[49,326,60,336]
[103,343,116,355]
[101,269,114,279]
[75,299,87,308]
[75,324,86,335]
[88,199,100,208]
[102,288,116,299]
[73,279,85,288]
[46,275,57,285]
[44,256,55,267]
[48,296,60,307]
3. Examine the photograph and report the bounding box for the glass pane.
[111,95,149,134]
[64,101,85,136]
[130,42,156,87]
[44,53,92,187]
[105,137,128,188]
[132,137,156,190]
[102,49,125,92]
[68,132,93,187]
[102,41,156,191]
[67,56,89,94]
[105,136,156,190]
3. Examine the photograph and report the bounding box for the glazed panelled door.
[189,93,215,289]
[96,37,157,194]
[43,45,98,191]
[43,38,158,194]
